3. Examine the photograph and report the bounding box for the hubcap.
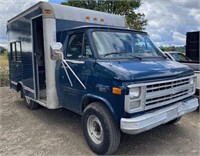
[26,97,30,104]
[87,115,103,144]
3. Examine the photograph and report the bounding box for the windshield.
[170,53,191,62]
[92,30,164,58]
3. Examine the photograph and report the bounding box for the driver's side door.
[57,31,93,112]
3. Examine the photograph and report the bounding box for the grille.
[146,78,190,93]
[145,78,193,110]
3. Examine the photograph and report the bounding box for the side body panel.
[7,8,42,99]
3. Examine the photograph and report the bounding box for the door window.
[83,35,92,58]
[66,33,92,59]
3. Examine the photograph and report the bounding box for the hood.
[95,59,194,82]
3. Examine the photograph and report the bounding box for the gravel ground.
[0,87,199,155]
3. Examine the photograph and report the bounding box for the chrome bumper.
[120,98,199,134]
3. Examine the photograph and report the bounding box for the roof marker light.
[100,18,104,22]
[44,9,52,15]
[93,17,97,21]
[85,16,90,20]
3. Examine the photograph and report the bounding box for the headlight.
[129,87,140,99]
[130,100,140,109]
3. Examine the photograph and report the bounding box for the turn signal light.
[112,87,122,95]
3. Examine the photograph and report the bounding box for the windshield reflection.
[92,30,164,58]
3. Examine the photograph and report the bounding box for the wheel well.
[81,96,114,117]
[16,83,22,92]
[82,96,120,126]
[82,97,100,112]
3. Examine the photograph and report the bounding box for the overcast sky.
[0,0,200,48]
[138,0,200,46]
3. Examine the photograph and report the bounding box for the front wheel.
[82,102,121,155]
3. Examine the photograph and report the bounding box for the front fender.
[81,94,120,125]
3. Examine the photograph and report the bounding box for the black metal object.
[186,31,200,62]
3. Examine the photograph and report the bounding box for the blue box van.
[7,2,198,155]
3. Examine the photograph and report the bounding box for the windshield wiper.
[144,50,167,60]
[128,54,142,60]
[104,52,128,57]
[104,52,142,60]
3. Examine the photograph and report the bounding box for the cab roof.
[62,25,147,34]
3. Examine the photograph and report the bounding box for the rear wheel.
[24,96,39,110]
[82,102,121,155]
[165,117,182,125]
[20,88,39,110]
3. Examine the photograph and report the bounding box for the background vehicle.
[164,51,191,62]
[7,2,199,154]
[164,51,200,96]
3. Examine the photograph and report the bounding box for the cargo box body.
[7,2,126,108]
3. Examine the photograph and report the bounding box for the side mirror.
[50,42,63,60]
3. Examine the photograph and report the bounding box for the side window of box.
[10,41,21,61]
[11,43,16,61]
[16,42,21,61]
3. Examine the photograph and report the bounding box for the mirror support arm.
[62,60,86,90]
[50,42,86,90]
[61,61,73,87]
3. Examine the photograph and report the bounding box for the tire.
[20,88,24,99]
[20,88,39,110]
[165,117,182,125]
[82,102,121,155]
[24,96,39,110]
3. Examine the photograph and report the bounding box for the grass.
[0,53,9,87]
[0,52,8,67]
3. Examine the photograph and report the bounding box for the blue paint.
[55,26,194,125]
[7,8,42,99]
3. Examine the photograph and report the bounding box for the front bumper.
[120,98,199,134]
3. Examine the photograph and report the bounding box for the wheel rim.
[87,115,103,144]
[26,97,31,105]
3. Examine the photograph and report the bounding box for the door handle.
[61,66,68,69]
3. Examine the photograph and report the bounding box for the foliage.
[61,0,147,31]
[0,67,9,87]
[0,50,9,87]
[3,49,8,59]
[0,53,8,67]
[159,46,185,53]
[0,46,6,55]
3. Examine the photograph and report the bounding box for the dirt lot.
[0,87,199,155]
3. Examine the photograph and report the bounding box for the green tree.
[159,46,185,53]
[61,0,147,31]
[0,46,6,55]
